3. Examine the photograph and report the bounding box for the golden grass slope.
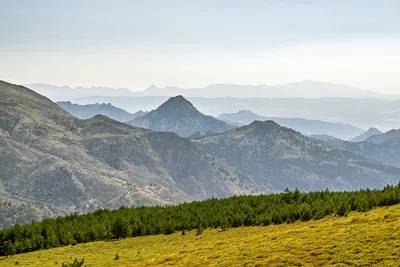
[1,204,400,266]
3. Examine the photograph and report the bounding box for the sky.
[0,0,400,93]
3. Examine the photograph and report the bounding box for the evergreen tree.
[336,204,347,216]
[2,240,16,256]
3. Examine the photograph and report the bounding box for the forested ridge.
[1,184,400,256]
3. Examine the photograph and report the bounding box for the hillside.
[350,127,383,142]
[218,110,364,140]
[310,134,339,142]
[128,96,233,137]
[0,194,65,228]
[195,120,400,191]
[56,101,147,122]
[366,129,400,144]
[355,129,400,168]
[324,130,400,169]
[2,203,400,266]
[0,81,262,226]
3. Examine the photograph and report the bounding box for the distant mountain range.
[71,96,400,131]
[2,80,400,228]
[139,81,388,99]
[59,97,365,141]
[128,96,233,137]
[57,101,147,122]
[25,81,394,101]
[218,110,364,140]
[25,83,133,101]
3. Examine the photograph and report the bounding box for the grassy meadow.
[1,204,400,266]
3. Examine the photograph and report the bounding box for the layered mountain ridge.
[218,110,364,140]
[57,101,148,122]
[0,81,264,227]
[1,80,400,228]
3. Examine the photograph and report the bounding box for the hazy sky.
[1,0,400,93]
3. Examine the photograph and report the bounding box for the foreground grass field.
[1,204,400,267]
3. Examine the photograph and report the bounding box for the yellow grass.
[1,205,400,266]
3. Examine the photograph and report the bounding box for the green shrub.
[62,258,85,267]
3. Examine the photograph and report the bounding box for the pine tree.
[336,204,347,216]
[3,241,16,256]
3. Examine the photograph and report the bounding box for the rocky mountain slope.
[318,129,400,169]
[350,128,382,142]
[195,121,400,192]
[57,101,147,122]
[0,81,264,227]
[365,129,400,144]
[218,110,364,140]
[0,193,65,228]
[351,129,400,168]
[128,96,233,137]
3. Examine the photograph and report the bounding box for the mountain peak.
[169,95,188,102]
[145,84,159,91]
[233,120,302,138]
[366,127,381,133]
[247,120,279,128]
[350,127,383,142]
[158,95,194,110]
[128,95,232,137]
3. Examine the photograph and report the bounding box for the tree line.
[1,184,400,256]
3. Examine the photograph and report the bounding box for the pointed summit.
[350,127,383,142]
[157,95,195,111]
[145,84,159,91]
[366,127,381,133]
[164,95,192,105]
[127,95,233,137]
